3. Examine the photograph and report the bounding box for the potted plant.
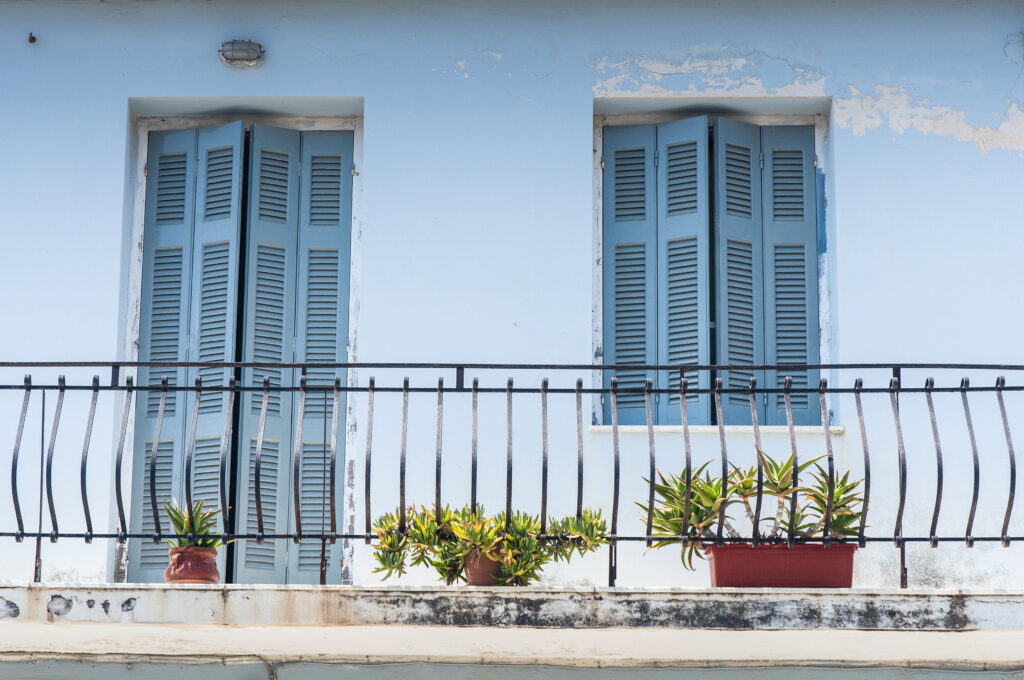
[162,498,230,584]
[639,451,864,587]
[372,504,608,585]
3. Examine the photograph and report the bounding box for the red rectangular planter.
[706,543,857,588]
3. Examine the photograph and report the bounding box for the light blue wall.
[0,0,1023,587]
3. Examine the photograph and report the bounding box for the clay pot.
[164,546,220,584]
[463,551,502,586]
[706,543,857,588]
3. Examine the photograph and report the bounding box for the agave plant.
[372,504,609,586]
[639,451,864,570]
[162,498,229,549]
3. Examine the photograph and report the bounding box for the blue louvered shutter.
[130,128,196,582]
[235,124,301,584]
[130,123,244,582]
[656,117,711,425]
[761,126,820,426]
[286,130,354,584]
[713,118,765,425]
[185,121,245,576]
[602,125,657,425]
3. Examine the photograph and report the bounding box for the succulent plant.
[162,498,229,549]
[638,451,864,570]
[372,504,608,586]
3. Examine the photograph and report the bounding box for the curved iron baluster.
[889,377,907,548]
[505,377,513,531]
[292,376,307,544]
[184,377,202,544]
[783,376,798,547]
[363,377,375,544]
[643,378,656,547]
[471,377,479,512]
[45,376,66,542]
[254,377,271,544]
[399,377,409,532]
[996,376,1016,547]
[575,378,584,520]
[435,378,445,524]
[960,377,980,548]
[748,377,763,547]
[924,377,943,548]
[818,378,835,548]
[854,378,870,548]
[113,377,133,542]
[80,376,100,543]
[713,378,728,548]
[149,377,169,544]
[540,378,549,534]
[10,376,32,542]
[609,377,620,586]
[219,377,236,542]
[679,374,692,547]
[329,377,341,543]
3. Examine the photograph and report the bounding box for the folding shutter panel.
[129,128,197,582]
[184,121,245,576]
[234,124,301,584]
[287,130,354,584]
[713,118,764,425]
[656,117,710,425]
[602,125,657,425]
[761,126,820,426]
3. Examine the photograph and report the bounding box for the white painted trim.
[112,112,365,583]
[592,108,835,425]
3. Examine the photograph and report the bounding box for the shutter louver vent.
[139,440,174,568]
[665,142,698,216]
[245,438,278,568]
[297,441,330,571]
[204,146,234,220]
[666,237,700,404]
[726,239,755,404]
[155,153,188,225]
[197,242,230,413]
[191,437,222,523]
[614,148,647,221]
[309,155,342,225]
[252,245,286,415]
[147,247,183,416]
[724,143,753,218]
[613,243,647,407]
[772,150,805,221]
[305,249,340,416]
[258,151,290,222]
[773,244,809,408]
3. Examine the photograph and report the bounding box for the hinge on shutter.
[351,166,357,176]
[759,153,764,170]
[763,394,768,406]
[143,164,148,178]
[600,158,605,170]
[654,149,659,167]
[298,161,302,177]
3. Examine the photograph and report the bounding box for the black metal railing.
[1,361,1021,587]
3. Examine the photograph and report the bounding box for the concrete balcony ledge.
[2,583,1024,631]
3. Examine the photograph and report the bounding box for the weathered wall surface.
[0,0,1022,588]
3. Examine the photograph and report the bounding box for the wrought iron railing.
[0,361,1021,587]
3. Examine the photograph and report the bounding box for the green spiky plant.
[639,451,863,570]
[163,498,230,549]
[372,504,609,586]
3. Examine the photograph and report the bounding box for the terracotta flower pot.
[164,546,220,584]
[464,551,502,586]
[706,543,856,588]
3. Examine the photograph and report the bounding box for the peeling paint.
[0,597,19,619]
[835,85,1024,152]
[46,595,72,617]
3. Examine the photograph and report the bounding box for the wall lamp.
[219,40,265,67]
